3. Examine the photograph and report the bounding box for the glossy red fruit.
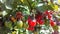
[44,10,52,15]
[37,19,44,25]
[50,20,55,27]
[28,27,34,31]
[44,10,53,20]
[48,14,52,20]
[29,19,36,27]
[44,10,49,15]
[28,17,36,27]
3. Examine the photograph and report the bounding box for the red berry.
[30,19,36,27]
[16,12,22,19]
[48,14,52,20]
[44,10,49,15]
[45,10,49,14]
[50,20,55,27]
[37,19,44,25]
[44,10,52,15]
[28,27,34,31]
[44,10,53,20]
[28,17,36,27]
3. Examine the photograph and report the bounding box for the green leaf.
[4,21,12,29]
[20,0,32,10]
